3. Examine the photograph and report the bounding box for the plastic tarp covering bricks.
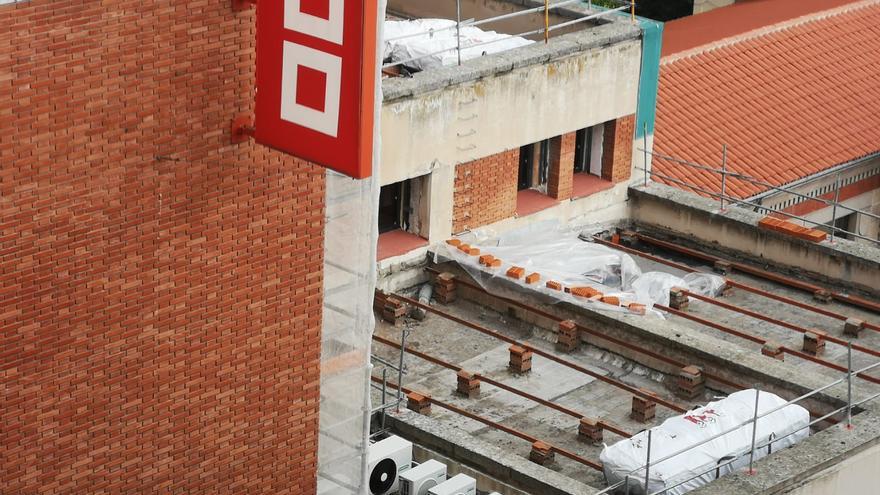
[445,222,726,315]
[600,389,809,495]
[384,19,533,71]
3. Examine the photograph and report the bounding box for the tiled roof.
[653,1,880,199]
[661,0,855,58]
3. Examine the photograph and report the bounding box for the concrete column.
[426,163,455,244]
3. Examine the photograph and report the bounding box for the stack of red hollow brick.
[758,216,827,242]
[447,238,648,315]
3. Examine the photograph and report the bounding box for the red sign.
[255,0,379,179]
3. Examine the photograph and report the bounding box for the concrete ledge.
[382,20,641,102]
[691,414,880,495]
[385,408,599,495]
[628,183,880,297]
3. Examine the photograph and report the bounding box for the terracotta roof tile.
[653,2,880,198]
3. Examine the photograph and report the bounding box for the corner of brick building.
[1,3,323,493]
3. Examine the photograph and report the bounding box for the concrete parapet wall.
[628,183,880,297]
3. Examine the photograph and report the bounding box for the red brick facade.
[453,150,519,233]
[601,115,636,183]
[1,2,323,493]
[548,132,577,200]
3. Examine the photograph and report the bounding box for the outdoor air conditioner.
[427,474,476,495]
[369,435,413,494]
[399,459,447,495]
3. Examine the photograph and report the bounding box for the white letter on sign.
[284,0,345,45]
[280,41,342,138]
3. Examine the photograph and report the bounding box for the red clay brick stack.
[456,370,481,399]
[758,216,828,242]
[844,318,865,338]
[676,365,705,399]
[803,331,826,356]
[1,3,325,493]
[762,342,785,361]
[509,345,533,374]
[434,272,457,304]
[556,320,579,353]
[632,391,657,422]
[529,441,555,466]
[578,417,603,444]
[407,392,432,415]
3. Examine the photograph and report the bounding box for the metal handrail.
[383,1,631,69]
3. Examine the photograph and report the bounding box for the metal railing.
[595,349,880,495]
[369,326,410,433]
[383,0,634,70]
[637,135,880,246]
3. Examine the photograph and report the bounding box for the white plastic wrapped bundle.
[384,19,534,71]
[600,390,809,495]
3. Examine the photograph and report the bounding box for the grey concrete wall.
[628,183,880,297]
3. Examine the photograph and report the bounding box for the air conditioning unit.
[427,474,476,495]
[399,459,447,495]
[369,435,413,495]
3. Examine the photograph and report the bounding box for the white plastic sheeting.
[444,222,726,314]
[316,3,384,494]
[384,19,534,71]
[600,390,810,495]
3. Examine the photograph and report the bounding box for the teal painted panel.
[590,5,664,138]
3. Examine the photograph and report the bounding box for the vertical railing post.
[381,367,388,430]
[544,0,550,44]
[643,122,649,187]
[847,341,854,429]
[644,429,652,493]
[631,0,636,23]
[720,144,728,212]
[456,0,462,66]
[830,171,841,243]
[396,328,407,412]
[748,388,760,475]
[624,475,631,495]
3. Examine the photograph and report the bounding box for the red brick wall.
[548,132,577,200]
[602,115,636,183]
[453,150,519,233]
[1,2,323,493]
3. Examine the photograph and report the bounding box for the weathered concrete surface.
[629,183,880,297]
[385,408,598,495]
[379,21,642,187]
[690,412,880,495]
